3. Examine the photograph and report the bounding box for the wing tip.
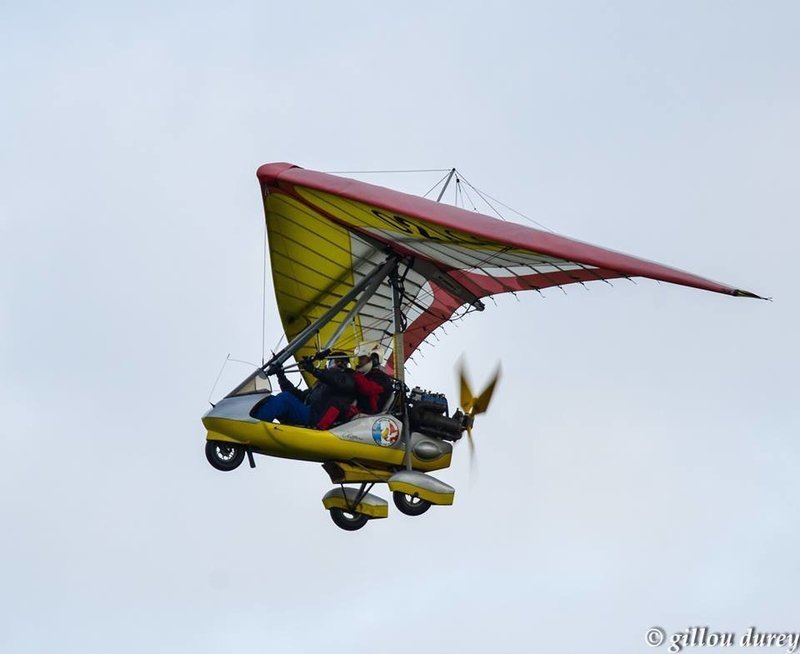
[732,289,770,301]
[256,162,301,186]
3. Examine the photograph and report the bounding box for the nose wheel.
[205,441,245,471]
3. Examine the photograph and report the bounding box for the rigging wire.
[272,331,287,352]
[459,178,479,211]
[207,354,263,405]
[455,170,555,233]
[422,170,455,199]
[453,171,508,223]
[229,357,260,367]
[207,354,231,405]
[324,168,451,174]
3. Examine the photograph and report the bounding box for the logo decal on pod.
[372,418,400,447]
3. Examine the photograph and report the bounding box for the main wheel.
[392,491,432,516]
[329,508,370,531]
[205,441,245,472]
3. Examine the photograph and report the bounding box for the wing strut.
[389,262,416,470]
[321,257,394,351]
[260,254,399,376]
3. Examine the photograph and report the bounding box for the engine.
[407,387,465,441]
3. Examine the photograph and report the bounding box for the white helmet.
[354,342,383,373]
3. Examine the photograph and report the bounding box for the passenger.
[253,351,356,429]
[352,367,385,416]
[353,343,394,414]
[307,352,358,429]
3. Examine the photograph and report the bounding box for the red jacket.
[353,371,385,414]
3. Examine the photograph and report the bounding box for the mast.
[436,168,456,202]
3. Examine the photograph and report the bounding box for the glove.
[299,357,314,372]
[314,348,331,361]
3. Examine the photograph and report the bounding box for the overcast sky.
[1,2,798,653]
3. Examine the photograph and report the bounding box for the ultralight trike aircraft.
[202,163,763,531]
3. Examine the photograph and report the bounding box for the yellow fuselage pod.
[388,470,455,505]
[202,394,452,473]
[322,488,388,518]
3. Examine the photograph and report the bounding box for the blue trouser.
[253,392,311,426]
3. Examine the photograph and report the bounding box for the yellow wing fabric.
[265,191,414,366]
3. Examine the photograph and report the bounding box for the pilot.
[253,351,356,430]
[353,343,394,414]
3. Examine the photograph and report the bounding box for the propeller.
[458,359,501,462]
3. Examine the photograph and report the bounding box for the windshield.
[227,369,272,397]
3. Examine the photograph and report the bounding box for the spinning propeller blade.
[457,359,501,464]
[472,368,500,415]
[459,362,475,415]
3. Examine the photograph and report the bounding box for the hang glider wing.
[257,163,762,368]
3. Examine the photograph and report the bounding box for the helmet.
[326,351,351,369]
[354,342,384,374]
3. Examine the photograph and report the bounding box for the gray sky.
[1,2,798,653]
